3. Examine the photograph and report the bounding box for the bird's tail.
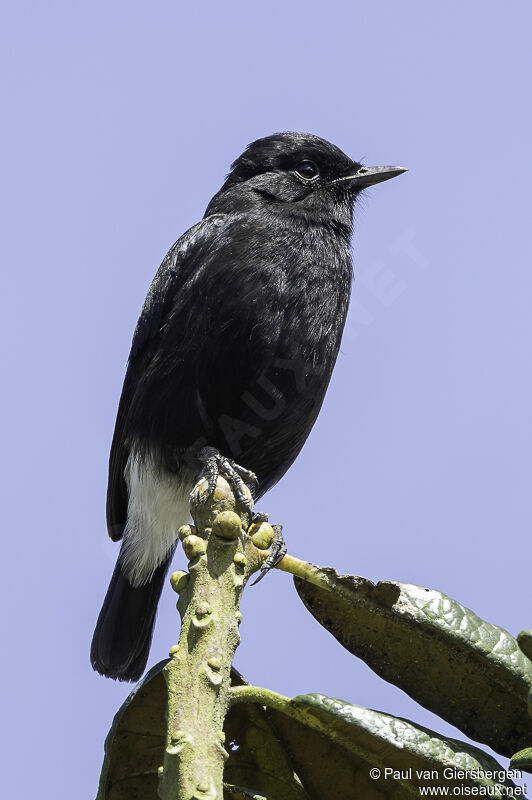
[90,553,173,682]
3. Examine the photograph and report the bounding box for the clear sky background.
[2,1,531,796]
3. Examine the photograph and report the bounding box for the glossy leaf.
[265,691,517,798]
[510,747,532,774]
[295,570,532,756]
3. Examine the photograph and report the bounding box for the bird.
[91,132,406,681]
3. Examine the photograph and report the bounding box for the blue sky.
[2,1,531,795]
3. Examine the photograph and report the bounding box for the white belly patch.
[120,448,193,587]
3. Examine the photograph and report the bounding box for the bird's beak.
[334,165,408,188]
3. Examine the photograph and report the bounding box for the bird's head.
[205,132,406,221]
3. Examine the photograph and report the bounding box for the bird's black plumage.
[91,132,405,681]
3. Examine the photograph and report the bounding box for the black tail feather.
[90,555,173,682]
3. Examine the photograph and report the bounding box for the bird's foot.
[196,446,258,515]
[251,511,269,524]
[251,524,287,585]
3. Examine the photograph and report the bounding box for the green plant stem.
[275,553,334,592]
[157,477,263,800]
[230,684,291,712]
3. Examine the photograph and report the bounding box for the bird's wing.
[130,215,228,359]
[107,211,313,539]
[147,212,320,493]
[106,214,228,540]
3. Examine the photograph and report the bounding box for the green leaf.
[95,660,167,800]
[294,570,532,756]
[517,630,532,662]
[231,686,517,798]
[510,747,532,774]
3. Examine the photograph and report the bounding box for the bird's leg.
[196,446,258,514]
[251,524,287,585]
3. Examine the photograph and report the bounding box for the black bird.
[91,132,406,681]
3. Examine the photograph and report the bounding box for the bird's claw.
[197,446,258,514]
[251,511,269,524]
[251,524,287,585]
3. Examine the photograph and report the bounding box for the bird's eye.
[294,160,319,181]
